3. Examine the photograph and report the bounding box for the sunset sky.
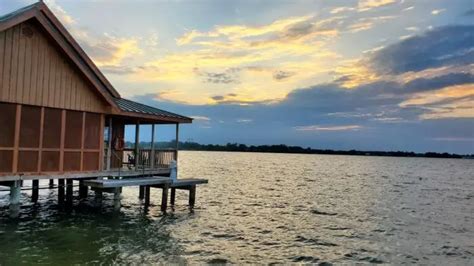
[1,0,473,153]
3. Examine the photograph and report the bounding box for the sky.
[1,0,473,153]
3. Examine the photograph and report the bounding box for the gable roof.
[0,2,120,107]
[0,2,193,124]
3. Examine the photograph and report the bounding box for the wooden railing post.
[151,124,155,169]
[135,121,140,170]
[106,117,112,171]
[175,123,179,161]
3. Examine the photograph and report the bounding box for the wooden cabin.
[0,2,192,183]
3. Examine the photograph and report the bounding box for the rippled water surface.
[1,151,473,264]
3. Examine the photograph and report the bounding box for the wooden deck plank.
[169,178,208,188]
[84,177,171,188]
[0,168,171,181]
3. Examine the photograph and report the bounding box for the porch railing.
[122,148,176,169]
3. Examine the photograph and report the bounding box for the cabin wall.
[0,102,104,177]
[0,20,108,113]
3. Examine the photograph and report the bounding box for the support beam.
[9,180,21,218]
[150,124,155,169]
[189,185,196,209]
[58,179,65,204]
[161,184,169,212]
[32,180,39,203]
[135,121,140,170]
[106,117,113,170]
[170,188,176,206]
[49,179,54,188]
[139,185,145,199]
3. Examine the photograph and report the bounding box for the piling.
[32,180,39,203]
[58,179,65,204]
[9,180,21,218]
[66,179,73,207]
[113,188,121,210]
[161,184,169,212]
[144,186,151,206]
[79,180,88,199]
[189,185,196,209]
[170,188,176,206]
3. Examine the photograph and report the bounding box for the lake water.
[0,151,473,264]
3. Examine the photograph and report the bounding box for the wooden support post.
[79,180,88,199]
[106,117,112,170]
[58,179,65,204]
[9,180,21,218]
[32,180,39,203]
[66,179,73,207]
[144,186,150,206]
[161,184,169,212]
[135,121,140,170]
[49,179,54,188]
[174,123,179,160]
[170,188,176,206]
[113,188,121,211]
[150,124,155,169]
[139,185,145,199]
[189,185,196,209]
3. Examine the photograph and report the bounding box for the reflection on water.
[1,151,473,264]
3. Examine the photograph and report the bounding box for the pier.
[0,2,207,218]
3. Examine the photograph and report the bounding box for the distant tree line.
[125,141,473,159]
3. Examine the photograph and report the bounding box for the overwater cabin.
[0,2,204,213]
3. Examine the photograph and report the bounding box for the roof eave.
[115,110,193,124]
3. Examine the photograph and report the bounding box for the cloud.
[194,68,240,84]
[237,119,253,123]
[358,0,397,11]
[431,137,474,142]
[273,70,295,81]
[431,9,446,15]
[294,125,363,131]
[464,9,474,16]
[368,25,474,75]
[190,116,211,121]
[44,0,144,69]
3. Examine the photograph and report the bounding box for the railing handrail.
[123,148,177,152]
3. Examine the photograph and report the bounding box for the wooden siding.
[0,102,104,178]
[0,20,108,113]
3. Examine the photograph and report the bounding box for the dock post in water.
[49,179,54,188]
[139,186,145,199]
[32,180,39,203]
[79,180,88,199]
[189,185,196,209]
[66,179,73,207]
[161,184,169,212]
[58,179,65,204]
[170,188,176,206]
[9,180,21,218]
[113,188,122,210]
[144,186,151,206]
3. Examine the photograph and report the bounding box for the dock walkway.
[81,177,207,211]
